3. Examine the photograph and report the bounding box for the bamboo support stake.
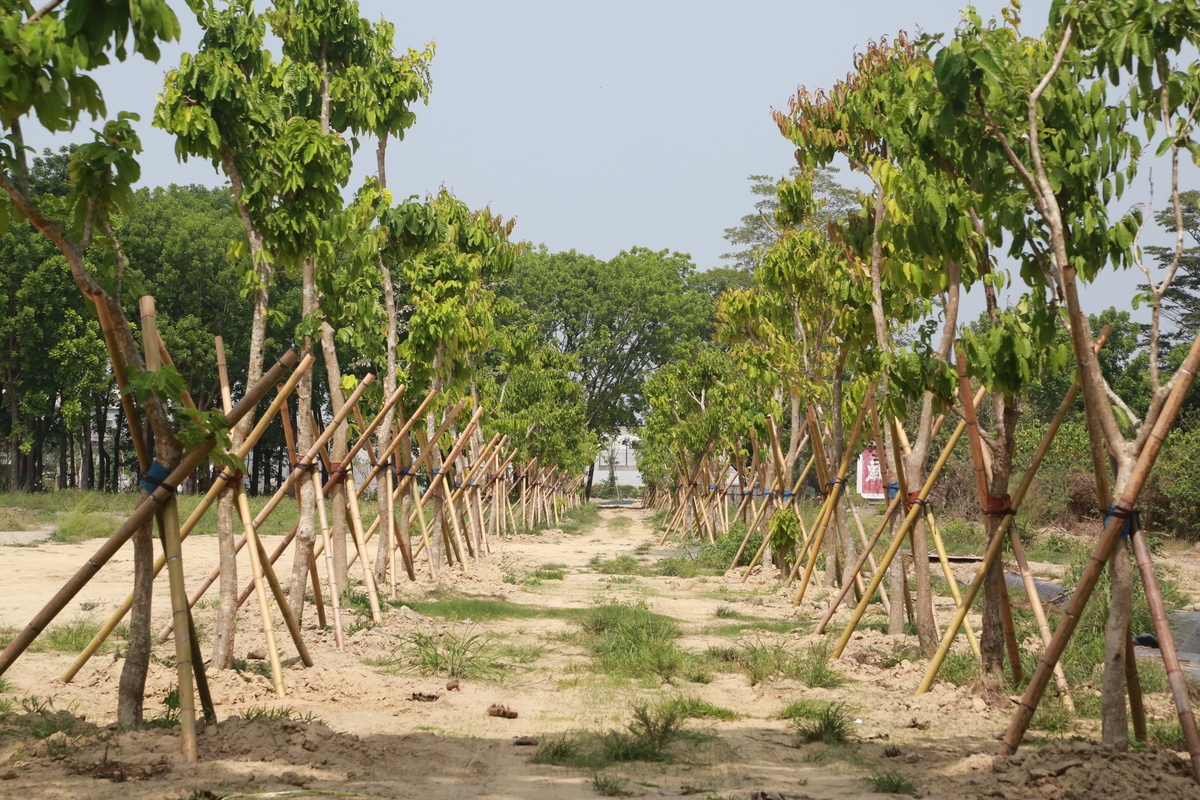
[890,418,977,655]
[279,390,326,627]
[741,453,814,579]
[154,374,378,641]
[1001,329,1200,766]
[916,347,1096,696]
[1130,529,1200,767]
[411,434,503,558]
[727,420,792,569]
[829,411,971,658]
[312,464,345,649]
[139,296,197,762]
[60,354,311,682]
[236,482,285,695]
[0,352,299,678]
[953,347,1023,685]
[790,395,871,605]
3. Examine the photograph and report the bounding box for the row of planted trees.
[641,0,1200,767]
[0,0,600,754]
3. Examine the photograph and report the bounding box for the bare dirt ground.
[0,506,1198,799]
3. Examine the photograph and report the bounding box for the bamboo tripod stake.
[0,351,298,679]
[916,339,1105,697]
[789,393,870,605]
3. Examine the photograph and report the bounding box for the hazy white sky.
[25,0,1199,322]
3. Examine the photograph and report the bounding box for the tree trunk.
[1102,538,1133,749]
[287,256,319,623]
[117,515,154,726]
[320,323,351,595]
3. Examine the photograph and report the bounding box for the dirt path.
[0,506,1196,799]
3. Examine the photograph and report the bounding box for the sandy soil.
[0,506,1197,799]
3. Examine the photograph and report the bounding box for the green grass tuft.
[42,617,101,652]
[866,769,918,796]
[393,627,504,679]
[658,695,736,721]
[792,701,854,744]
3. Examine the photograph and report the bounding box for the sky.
[24,0,1200,324]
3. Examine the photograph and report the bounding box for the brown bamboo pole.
[727,419,793,569]
[411,434,503,558]
[953,347,1022,685]
[279,389,326,627]
[890,418,977,654]
[349,402,472,564]
[138,296,197,762]
[1130,530,1199,768]
[235,482,285,695]
[0,348,297,677]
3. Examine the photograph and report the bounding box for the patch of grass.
[51,512,115,544]
[394,593,580,623]
[608,517,632,531]
[658,695,736,721]
[558,503,601,536]
[713,605,740,619]
[0,507,43,531]
[1147,719,1196,751]
[938,651,980,687]
[779,698,838,720]
[1029,699,1074,733]
[1137,661,1170,693]
[590,555,650,576]
[633,541,653,555]
[878,644,922,669]
[531,733,588,766]
[604,576,638,585]
[655,555,700,578]
[41,616,101,652]
[232,658,273,680]
[794,640,844,689]
[590,772,631,796]
[533,563,568,581]
[710,619,809,636]
[792,701,853,744]
[496,643,546,665]
[393,627,503,679]
[576,602,692,682]
[598,703,690,763]
[238,706,324,725]
[737,638,794,685]
[866,769,918,796]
